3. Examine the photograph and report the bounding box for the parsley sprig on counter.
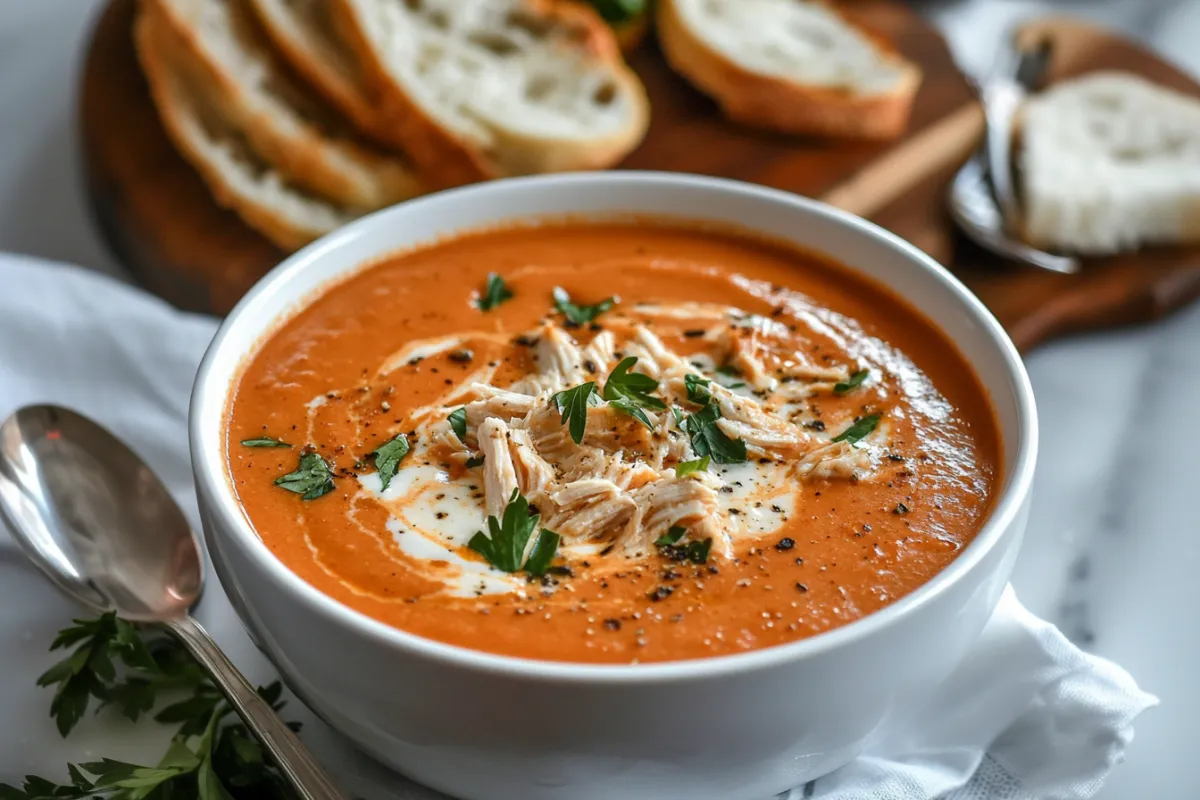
[468,490,561,577]
[1,613,297,800]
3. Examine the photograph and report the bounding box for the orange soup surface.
[227,222,1000,664]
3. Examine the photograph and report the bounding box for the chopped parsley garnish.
[273,451,334,500]
[468,489,561,575]
[465,455,485,468]
[448,406,468,440]
[552,381,598,444]
[589,0,645,24]
[603,357,666,429]
[684,373,712,404]
[834,369,870,395]
[552,287,616,325]
[716,364,741,378]
[477,273,513,311]
[371,434,410,492]
[832,413,881,444]
[239,437,290,448]
[655,527,713,564]
[655,525,688,546]
[675,455,710,478]
[682,401,747,464]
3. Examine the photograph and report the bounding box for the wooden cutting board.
[80,1,1200,351]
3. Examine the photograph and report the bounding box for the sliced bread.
[246,0,401,148]
[1021,71,1200,255]
[657,0,920,139]
[143,0,422,211]
[135,6,356,251]
[330,0,651,187]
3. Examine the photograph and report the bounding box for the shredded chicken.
[443,314,882,560]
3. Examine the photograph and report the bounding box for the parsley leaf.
[372,434,410,492]
[834,369,870,395]
[468,490,562,575]
[716,364,741,378]
[239,437,290,448]
[675,455,710,478]
[273,451,335,500]
[552,381,597,444]
[655,526,687,546]
[682,402,747,464]
[832,414,881,444]
[589,0,645,24]
[477,273,513,311]
[524,530,562,577]
[552,287,616,325]
[449,406,468,440]
[465,455,485,468]
[684,373,712,404]
[603,357,665,429]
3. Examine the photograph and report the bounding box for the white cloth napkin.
[0,253,1156,800]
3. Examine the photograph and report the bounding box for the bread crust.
[657,0,920,140]
[245,0,404,150]
[144,0,421,209]
[330,0,650,188]
[135,5,347,251]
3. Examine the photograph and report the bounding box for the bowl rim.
[189,171,1038,685]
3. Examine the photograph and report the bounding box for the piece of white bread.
[330,0,651,188]
[144,0,422,211]
[246,0,401,148]
[1021,72,1200,255]
[657,0,920,139]
[135,6,356,251]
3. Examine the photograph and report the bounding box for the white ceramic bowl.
[190,173,1037,800]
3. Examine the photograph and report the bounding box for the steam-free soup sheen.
[227,222,999,664]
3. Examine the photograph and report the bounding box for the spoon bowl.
[0,405,201,619]
[0,404,346,800]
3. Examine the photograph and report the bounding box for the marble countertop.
[0,1,1195,797]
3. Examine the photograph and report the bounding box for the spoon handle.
[165,616,349,800]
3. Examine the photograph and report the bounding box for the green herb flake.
[832,413,881,444]
[552,287,617,325]
[239,437,290,448]
[465,455,485,468]
[834,369,870,395]
[589,0,646,24]
[468,490,563,577]
[675,455,711,479]
[273,451,334,500]
[682,402,747,465]
[655,525,688,546]
[524,530,562,577]
[683,538,714,564]
[448,406,468,440]
[684,373,712,404]
[372,434,410,492]
[477,273,513,311]
[552,381,597,444]
[603,357,666,429]
[716,364,741,378]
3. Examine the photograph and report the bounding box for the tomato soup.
[226,221,1000,664]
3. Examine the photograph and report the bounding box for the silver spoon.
[949,40,1081,275]
[0,405,347,800]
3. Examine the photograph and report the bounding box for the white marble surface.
[0,1,1194,797]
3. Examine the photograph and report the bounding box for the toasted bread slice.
[144,0,422,211]
[330,0,651,187]
[657,0,920,140]
[246,0,401,148]
[1021,72,1200,254]
[136,6,355,251]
